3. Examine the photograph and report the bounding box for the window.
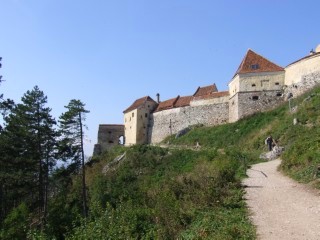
[108,141,114,144]
[145,113,148,118]
[251,64,259,70]
[276,93,282,97]
[275,82,280,85]
[252,96,259,100]
[108,131,112,134]
[252,84,256,87]
[132,112,134,117]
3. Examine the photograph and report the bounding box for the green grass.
[38,86,320,239]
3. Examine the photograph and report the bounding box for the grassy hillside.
[168,86,320,187]
[32,86,320,239]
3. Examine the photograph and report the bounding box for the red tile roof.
[154,96,179,112]
[193,91,229,101]
[123,96,157,113]
[193,84,218,97]
[174,96,192,107]
[233,49,284,78]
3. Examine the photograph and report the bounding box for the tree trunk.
[79,112,87,218]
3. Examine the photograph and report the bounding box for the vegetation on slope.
[67,145,256,239]
[3,85,320,239]
[169,86,320,187]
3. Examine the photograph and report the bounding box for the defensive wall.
[93,124,124,155]
[149,96,229,143]
[93,45,320,155]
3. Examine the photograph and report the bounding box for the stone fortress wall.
[94,45,320,154]
[148,48,320,144]
[149,100,229,143]
[93,124,124,155]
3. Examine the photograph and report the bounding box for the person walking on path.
[265,135,274,151]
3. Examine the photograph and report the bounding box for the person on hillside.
[265,135,275,151]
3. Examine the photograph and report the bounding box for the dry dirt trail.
[243,159,320,240]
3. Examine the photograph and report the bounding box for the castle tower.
[123,96,158,146]
[228,49,285,122]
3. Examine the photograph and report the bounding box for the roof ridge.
[232,49,284,79]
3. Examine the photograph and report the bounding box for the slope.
[27,86,320,239]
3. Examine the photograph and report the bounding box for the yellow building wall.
[285,54,320,85]
[238,72,285,92]
[124,100,158,146]
[124,109,138,146]
[228,75,240,98]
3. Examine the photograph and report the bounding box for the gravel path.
[243,159,320,240]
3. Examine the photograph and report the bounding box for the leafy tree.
[59,99,89,218]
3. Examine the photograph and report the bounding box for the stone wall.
[149,102,229,143]
[93,124,124,155]
[285,53,320,86]
[229,94,239,123]
[237,90,284,119]
[284,71,320,99]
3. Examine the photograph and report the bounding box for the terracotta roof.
[286,51,320,67]
[174,96,192,107]
[233,49,284,78]
[193,84,218,97]
[123,96,157,113]
[154,96,179,112]
[193,91,229,101]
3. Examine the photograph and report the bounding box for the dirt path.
[243,159,320,240]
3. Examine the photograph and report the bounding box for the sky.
[1,0,320,157]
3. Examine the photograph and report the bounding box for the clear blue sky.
[1,0,319,157]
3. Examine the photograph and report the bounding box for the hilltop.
[4,85,320,239]
[72,86,320,239]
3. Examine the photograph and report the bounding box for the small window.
[108,141,114,144]
[145,113,148,118]
[251,64,259,70]
[252,96,259,100]
[148,105,150,108]
[276,93,282,97]
[252,84,256,87]
[130,117,131,121]
[140,115,142,119]
[108,131,112,134]
[132,112,134,117]
[275,82,280,85]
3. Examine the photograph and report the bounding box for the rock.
[175,127,191,139]
[260,146,285,161]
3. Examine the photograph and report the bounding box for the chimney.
[156,93,160,103]
[309,49,315,55]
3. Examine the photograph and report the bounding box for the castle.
[93,44,320,155]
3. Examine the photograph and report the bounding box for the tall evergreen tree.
[0,86,57,226]
[59,99,89,218]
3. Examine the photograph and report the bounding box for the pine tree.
[0,86,57,226]
[59,99,89,218]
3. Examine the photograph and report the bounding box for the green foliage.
[65,145,255,239]
[280,88,320,185]
[5,84,320,239]
[0,86,57,226]
[0,203,29,240]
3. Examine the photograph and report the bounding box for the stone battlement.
[94,44,320,154]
